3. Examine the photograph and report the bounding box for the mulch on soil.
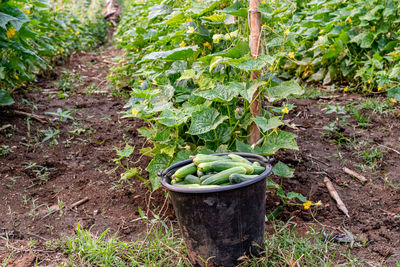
[1,44,399,265]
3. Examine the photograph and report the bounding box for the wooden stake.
[343,167,367,184]
[324,177,350,218]
[249,0,262,145]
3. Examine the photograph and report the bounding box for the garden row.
[111,0,400,192]
[0,0,108,105]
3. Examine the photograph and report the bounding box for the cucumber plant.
[115,0,304,190]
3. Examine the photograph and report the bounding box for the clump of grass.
[60,218,188,266]
[239,221,338,266]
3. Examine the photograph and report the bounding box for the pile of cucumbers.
[169,154,266,189]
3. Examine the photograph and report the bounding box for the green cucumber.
[220,182,233,186]
[171,179,186,185]
[173,184,220,189]
[210,161,254,174]
[252,161,261,167]
[184,174,200,184]
[202,167,247,185]
[229,174,258,184]
[174,163,197,179]
[253,165,266,175]
[193,154,231,166]
[199,173,214,183]
[197,162,214,173]
[228,154,252,165]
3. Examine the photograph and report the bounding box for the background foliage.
[0,0,108,104]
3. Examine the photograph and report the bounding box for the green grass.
[60,219,188,266]
[58,218,349,266]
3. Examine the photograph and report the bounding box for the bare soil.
[1,44,399,266]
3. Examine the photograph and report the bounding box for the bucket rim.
[160,152,272,194]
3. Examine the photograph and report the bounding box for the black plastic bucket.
[160,152,272,267]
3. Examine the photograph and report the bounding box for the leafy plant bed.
[1,78,400,265]
[0,40,399,265]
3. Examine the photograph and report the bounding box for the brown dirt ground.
[1,44,400,266]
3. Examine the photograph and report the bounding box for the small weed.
[54,70,82,98]
[46,108,74,123]
[0,145,13,156]
[24,162,53,184]
[41,128,60,146]
[85,83,97,95]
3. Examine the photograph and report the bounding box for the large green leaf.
[251,116,284,132]
[148,4,171,20]
[221,1,248,18]
[259,130,298,155]
[198,122,231,143]
[236,81,265,103]
[157,108,188,127]
[227,55,274,71]
[198,41,249,64]
[187,108,227,135]
[142,46,199,61]
[193,82,242,102]
[187,0,221,16]
[163,12,185,25]
[0,89,14,106]
[0,12,18,30]
[387,87,400,101]
[272,161,294,178]
[266,80,303,102]
[146,153,170,191]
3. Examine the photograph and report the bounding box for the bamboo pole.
[249,0,262,145]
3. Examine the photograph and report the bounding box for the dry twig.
[343,167,367,184]
[14,110,49,124]
[324,177,350,218]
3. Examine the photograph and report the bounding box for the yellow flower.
[390,98,398,104]
[187,26,195,34]
[25,9,31,15]
[261,0,266,3]
[282,106,289,114]
[75,31,80,35]
[284,28,290,36]
[341,0,345,3]
[303,201,312,210]
[70,29,74,32]
[371,26,376,32]
[378,86,383,91]
[61,48,65,52]
[153,80,158,85]
[288,52,294,59]
[6,27,16,38]
[116,80,121,85]
[344,86,348,92]
[14,75,19,80]
[180,41,186,47]
[203,41,211,49]
[368,78,372,84]
[88,44,91,47]
[184,145,191,151]
[132,108,139,116]
[269,66,274,71]
[347,17,352,23]
[186,18,193,22]
[319,29,323,34]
